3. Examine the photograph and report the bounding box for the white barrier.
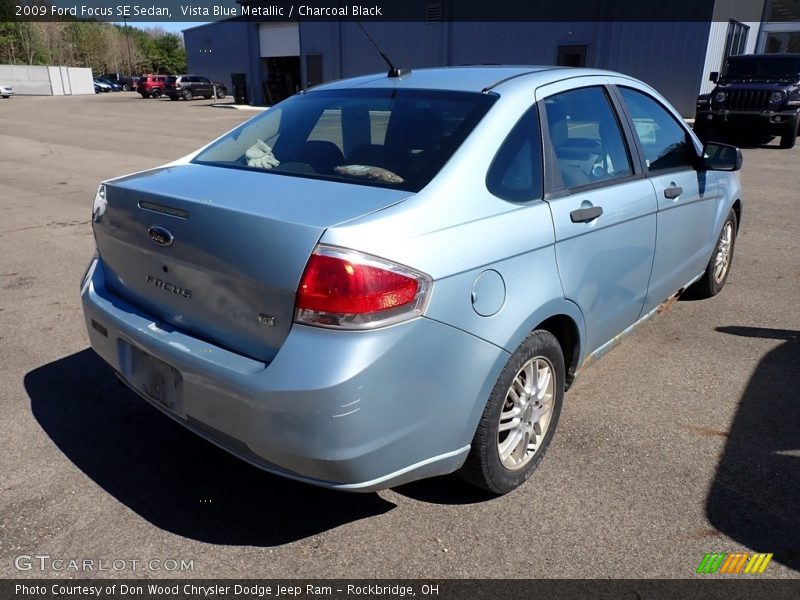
[0,64,95,95]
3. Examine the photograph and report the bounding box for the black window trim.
[612,84,703,177]
[539,84,644,199]
[484,103,545,204]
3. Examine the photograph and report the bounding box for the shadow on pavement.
[707,326,799,571]
[24,349,395,547]
[393,473,497,505]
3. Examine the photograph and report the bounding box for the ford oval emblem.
[148,225,174,247]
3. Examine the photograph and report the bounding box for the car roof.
[312,66,627,94]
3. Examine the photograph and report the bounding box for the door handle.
[570,206,603,223]
[664,186,683,199]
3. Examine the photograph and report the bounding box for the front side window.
[542,86,633,190]
[193,89,497,192]
[618,87,695,173]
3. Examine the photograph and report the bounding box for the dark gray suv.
[695,54,800,148]
[165,75,227,101]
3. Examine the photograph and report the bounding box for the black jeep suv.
[164,75,227,101]
[695,53,800,148]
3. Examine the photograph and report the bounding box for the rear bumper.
[80,259,507,491]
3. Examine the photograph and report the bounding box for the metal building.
[183,0,798,116]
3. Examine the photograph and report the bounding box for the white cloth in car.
[245,139,280,169]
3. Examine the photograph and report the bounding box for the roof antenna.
[356,22,410,78]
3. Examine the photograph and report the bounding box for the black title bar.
[4,580,800,600]
[4,0,783,23]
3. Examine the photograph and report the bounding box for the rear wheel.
[168,95,178,101]
[122,84,131,91]
[215,88,226,99]
[150,88,162,99]
[687,208,737,299]
[183,89,193,101]
[459,330,564,494]
[140,92,150,99]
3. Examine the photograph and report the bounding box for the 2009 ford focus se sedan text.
[81,67,743,494]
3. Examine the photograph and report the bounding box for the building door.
[262,57,301,105]
[556,45,587,67]
[305,55,323,89]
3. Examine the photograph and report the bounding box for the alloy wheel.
[497,356,555,470]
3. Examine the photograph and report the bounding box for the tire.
[150,88,162,98]
[122,84,130,92]
[215,88,226,99]
[140,92,150,99]
[779,123,797,149]
[687,208,737,299]
[168,95,178,101]
[459,330,565,494]
[183,89,193,101]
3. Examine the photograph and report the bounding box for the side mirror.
[702,141,742,171]
[709,71,719,83]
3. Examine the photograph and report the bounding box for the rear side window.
[618,87,695,173]
[193,89,497,192]
[542,86,633,190]
[486,106,543,202]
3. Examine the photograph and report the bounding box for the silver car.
[1,84,14,99]
[81,67,743,494]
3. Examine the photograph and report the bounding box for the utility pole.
[123,16,133,75]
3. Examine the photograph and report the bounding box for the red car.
[138,74,169,99]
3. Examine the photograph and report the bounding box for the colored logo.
[697,552,773,574]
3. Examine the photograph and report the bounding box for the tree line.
[0,1,186,75]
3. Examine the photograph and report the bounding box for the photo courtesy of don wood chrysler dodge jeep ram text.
[81,66,743,494]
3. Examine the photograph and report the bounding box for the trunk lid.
[94,164,409,362]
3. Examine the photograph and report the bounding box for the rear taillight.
[294,245,432,330]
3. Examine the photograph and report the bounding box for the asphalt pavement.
[0,92,798,579]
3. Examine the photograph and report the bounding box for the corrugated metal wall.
[598,22,713,115]
[184,0,767,114]
[297,21,714,115]
[0,65,94,95]
[185,21,264,104]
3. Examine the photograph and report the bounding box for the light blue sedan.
[81,67,743,494]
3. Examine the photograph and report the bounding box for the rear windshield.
[192,88,497,192]
[166,77,177,84]
[722,56,800,81]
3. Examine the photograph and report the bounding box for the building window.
[722,20,750,70]
[765,31,800,53]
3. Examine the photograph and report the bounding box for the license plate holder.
[128,347,184,417]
